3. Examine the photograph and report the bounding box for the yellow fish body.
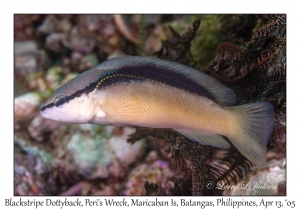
[40,56,275,168]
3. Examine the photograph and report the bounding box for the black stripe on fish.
[41,102,53,111]
[93,64,216,100]
[41,80,100,111]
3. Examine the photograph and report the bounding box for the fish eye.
[54,95,68,108]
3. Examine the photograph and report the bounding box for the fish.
[40,56,275,168]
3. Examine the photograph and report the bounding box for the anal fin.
[174,129,230,149]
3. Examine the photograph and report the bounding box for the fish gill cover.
[14,14,286,196]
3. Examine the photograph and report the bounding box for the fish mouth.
[40,109,61,122]
[40,104,47,116]
[40,110,51,120]
[40,109,47,119]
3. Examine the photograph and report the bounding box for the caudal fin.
[227,102,275,168]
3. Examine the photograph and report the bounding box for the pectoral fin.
[174,129,230,149]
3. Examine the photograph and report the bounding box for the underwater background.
[14,14,286,196]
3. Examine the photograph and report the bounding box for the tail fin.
[227,102,275,168]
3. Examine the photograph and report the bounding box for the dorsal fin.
[98,56,236,106]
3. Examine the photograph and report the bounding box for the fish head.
[40,69,107,124]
